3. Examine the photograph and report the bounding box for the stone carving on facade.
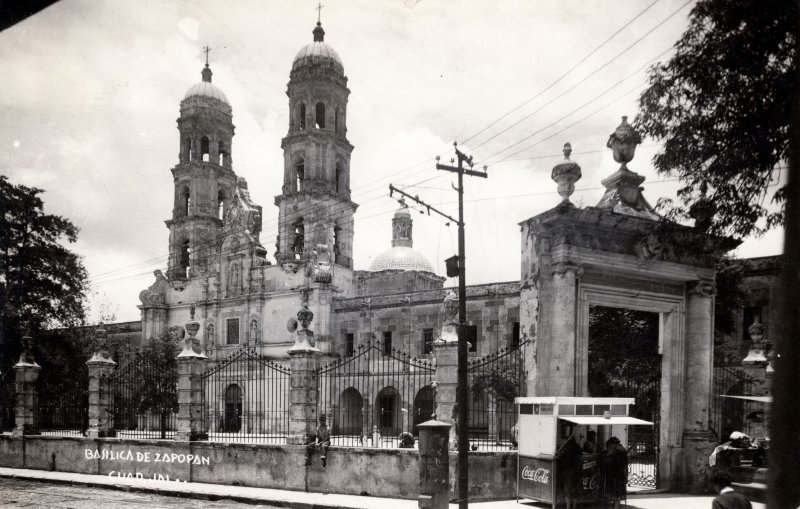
[551,142,582,204]
[206,323,215,348]
[551,262,584,278]
[437,290,459,344]
[139,270,169,306]
[88,327,113,363]
[249,318,259,344]
[689,279,715,297]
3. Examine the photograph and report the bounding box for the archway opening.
[224,384,242,433]
[375,386,401,436]
[200,136,210,162]
[179,239,191,279]
[413,385,435,434]
[299,103,306,130]
[315,102,325,129]
[336,387,363,436]
[588,305,660,489]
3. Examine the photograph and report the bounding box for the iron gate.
[0,365,15,433]
[467,339,529,451]
[36,361,88,436]
[109,349,178,439]
[317,338,435,447]
[623,378,660,489]
[711,365,759,441]
[200,346,290,444]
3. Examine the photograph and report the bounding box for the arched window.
[333,223,341,262]
[217,189,226,220]
[295,159,305,192]
[292,219,304,260]
[218,141,227,166]
[184,138,193,162]
[179,239,191,279]
[335,162,344,193]
[376,387,401,436]
[180,186,190,216]
[299,103,306,130]
[334,107,340,133]
[201,136,210,162]
[315,102,325,129]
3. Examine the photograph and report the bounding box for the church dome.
[368,202,435,273]
[369,246,436,273]
[292,22,344,75]
[182,65,230,107]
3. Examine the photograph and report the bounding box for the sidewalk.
[0,467,764,509]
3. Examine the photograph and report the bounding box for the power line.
[461,0,662,146]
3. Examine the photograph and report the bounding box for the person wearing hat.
[710,471,752,509]
[305,415,331,468]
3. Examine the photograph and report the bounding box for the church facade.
[113,19,761,493]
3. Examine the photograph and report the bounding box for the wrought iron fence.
[200,346,290,444]
[109,350,178,439]
[711,365,760,441]
[623,379,660,489]
[0,365,15,433]
[36,362,88,436]
[466,339,528,451]
[317,339,435,448]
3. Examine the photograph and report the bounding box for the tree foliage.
[635,0,797,238]
[0,175,88,363]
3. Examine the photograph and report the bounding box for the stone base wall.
[0,436,515,501]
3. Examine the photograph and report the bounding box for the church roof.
[292,22,344,75]
[369,246,436,273]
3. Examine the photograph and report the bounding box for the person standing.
[305,415,331,468]
[583,430,598,454]
[710,471,752,509]
[603,437,628,509]
[556,434,584,509]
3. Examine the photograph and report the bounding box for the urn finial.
[606,116,642,170]
[551,142,582,204]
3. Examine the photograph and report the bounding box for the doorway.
[224,384,242,433]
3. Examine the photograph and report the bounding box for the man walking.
[711,471,752,509]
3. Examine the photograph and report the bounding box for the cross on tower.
[316,2,324,23]
[203,45,211,66]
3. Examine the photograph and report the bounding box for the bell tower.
[166,53,237,280]
[275,21,357,269]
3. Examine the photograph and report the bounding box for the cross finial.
[203,45,211,67]
[316,2,324,23]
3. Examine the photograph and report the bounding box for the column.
[288,306,322,445]
[417,419,452,509]
[175,309,208,441]
[542,262,581,396]
[86,329,117,438]
[681,280,716,493]
[12,336,41,436]
[432,340,458,446]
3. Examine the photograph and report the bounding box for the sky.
[0,0,785,323]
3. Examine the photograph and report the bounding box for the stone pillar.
[175,308,208,441]
[86,329,117,438]
[681,280,716,493]
[288,306,322,445]
[542,262,581,396]
[417,419,452,509]
[433,340,458,446]
[12,336,41,436]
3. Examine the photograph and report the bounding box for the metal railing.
[108,350,178,440]
[36,363,88,437]
[317,339,435,448]
[466,339,529,451]
[711,365,760,441]
[200,346,290,444]
[0,366,15,433]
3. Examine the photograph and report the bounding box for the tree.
[0,175,88,364]
[134,328,179,438]
[635,0,797,238]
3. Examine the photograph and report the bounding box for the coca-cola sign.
[521,465,550,484]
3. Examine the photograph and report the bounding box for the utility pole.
[388,142,486,508]
[436,142,487,509]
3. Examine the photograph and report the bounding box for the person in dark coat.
[556,434,583,509]
[710,471,752,509]
[603,437,628,509]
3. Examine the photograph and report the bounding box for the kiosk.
[515,397,653,507]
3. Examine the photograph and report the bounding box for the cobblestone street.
[0,478,282,509]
